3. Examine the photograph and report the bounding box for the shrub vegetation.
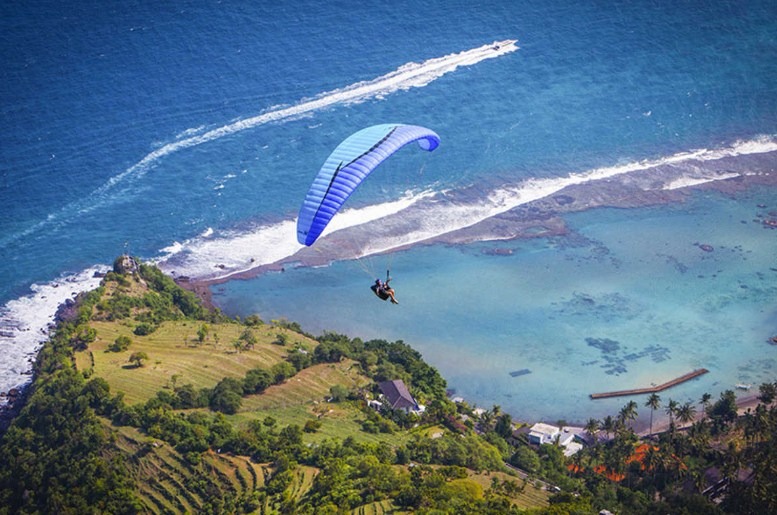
[1,259,774,514]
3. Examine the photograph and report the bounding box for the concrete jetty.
[590,368,709,399]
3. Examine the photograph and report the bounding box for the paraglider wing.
[296,124,440,246]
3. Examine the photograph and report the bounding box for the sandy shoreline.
[634,393,765,437]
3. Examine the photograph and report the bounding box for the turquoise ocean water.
[2,0,776,426]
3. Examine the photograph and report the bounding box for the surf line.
[163,134,777,282]
[312,135,777,263]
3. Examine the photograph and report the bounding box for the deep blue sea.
[2,0,776,427]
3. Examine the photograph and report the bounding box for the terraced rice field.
[111,424,270,513]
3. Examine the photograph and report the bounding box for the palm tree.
[721,441,742,483]
[676,401,697,428]
[478,404,502,433]
[619,400,638,428]
[665,399,679,440]
[665,399,679,425]
[644,444,663,483]
[699,392,712,420]
[754,403,771,443]
[479,410,494,433]
[688,419,711,452]
[645,393,661,436]
[741,408,757,444]
[743,404,770,445]
[600,415,616,440]
[584,417,600,444]
[757,381,777,405]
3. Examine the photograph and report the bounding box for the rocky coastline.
[0,290,92,434]
[0,387,29,434]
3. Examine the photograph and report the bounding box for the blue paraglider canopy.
[296,124,440,246]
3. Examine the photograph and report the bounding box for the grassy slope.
[464,469,551,510]
[73,272,548,511]
[76,306,413,447]
[351,500,402,515]
[79,320,314,404]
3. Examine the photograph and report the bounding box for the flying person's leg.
[386,289,398,304]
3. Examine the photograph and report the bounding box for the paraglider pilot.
[371,277,398,304]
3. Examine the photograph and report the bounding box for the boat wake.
[4,40,519,249]
[127,41,519,181]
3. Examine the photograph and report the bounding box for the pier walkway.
[590,368,709,399]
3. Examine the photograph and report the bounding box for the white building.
[528,423,560,445]
[527,423,584,456]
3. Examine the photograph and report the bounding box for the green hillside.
[78,319,316,405]
[0,260,550,514]
[3,258,774,514]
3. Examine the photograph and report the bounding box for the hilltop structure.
[377,379,425,414]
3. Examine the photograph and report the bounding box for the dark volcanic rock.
[53,294,84,324]
[0,386,30,435]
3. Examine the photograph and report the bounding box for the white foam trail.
[2,40,518,248]
[357,136,777,252]
[0,266,109,398]
[156,135,777,279]
[154,190,435,279]
[176,125,206,139]
[663,171,742,191]
[123,40,518,180]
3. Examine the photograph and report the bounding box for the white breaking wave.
[156,135,777,281]
[0,266,109,398]
[154,190,436,279]
[1,133,774,405]
[355,136,777,254]
[3,40,518,248]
